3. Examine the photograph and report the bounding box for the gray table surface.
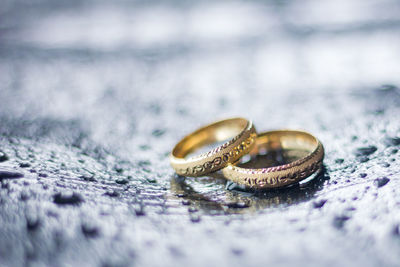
[1,0,400,266]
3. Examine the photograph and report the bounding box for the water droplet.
[176,108,188,116]
[0,151,9,162]
[152,129,166,137]
[182,199,191,205]
[377,84,398,93]
[374,177,390,188]
[20,192,29,201]
[231,248,244,256]
[80,175,96,182]
[335,158,344,164]
[139,145,150,151]
[135,205,145,216]
[188,207,198,213]
[0,169,24,180]
[142,167,151,173]
[380,162,390,168]
[114,166,123,173]
[333,215,350,229]
[19,162,31,168]
[53,191,83,205]
[225,202,249,209]
[354,146,377,157]
[149,102,162,114]
[358,156,369,163]
[115,178,128,185]
[225,181,246,191]
[190,214,201,223]
[104,190,119,197]
[138,160,151,167]
[393,224,400,237]
[385,137,400,147]
[81,223,99,238]
[373,109,385,115]
[313,199,327,209]
[146,177,157,183]
[26,215,40,231]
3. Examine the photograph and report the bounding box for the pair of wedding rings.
[170,118,324,189]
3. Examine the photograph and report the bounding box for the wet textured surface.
[1,0,400,266]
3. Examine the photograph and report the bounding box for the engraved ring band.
[170,118,257,177]
[221,130,324,189]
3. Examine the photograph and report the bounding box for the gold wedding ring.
[170,118,325,190]
[170,118,257,177]
[221,130,324,189]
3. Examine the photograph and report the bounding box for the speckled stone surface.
[1,1,400,266]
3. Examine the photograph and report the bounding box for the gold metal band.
[170,118,257,177]
[221,130,324,189]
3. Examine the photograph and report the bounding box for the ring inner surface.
[239,131,317,169]
[173,118,248,159]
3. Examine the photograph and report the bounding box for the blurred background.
[1,0,400,158]
[1,0,400,266]
[1,0,400,148]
